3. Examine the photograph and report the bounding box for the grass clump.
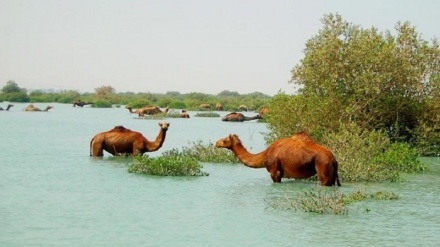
[194,112,220,117]
[267,187,399,215]
[128,149,209,176]
[181,140,239,163]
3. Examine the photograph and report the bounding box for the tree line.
[0,81,271,112]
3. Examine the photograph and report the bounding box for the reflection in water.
[0,103,439,246]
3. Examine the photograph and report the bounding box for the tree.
[2,80,23,93]
[267,13,440,155]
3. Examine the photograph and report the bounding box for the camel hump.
[113,125,130,132]
[291,131,313,141]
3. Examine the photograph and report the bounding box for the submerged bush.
[181,140,239,163]
[128,149,209,176]
[194,112,220,117]
[267,187,399,215]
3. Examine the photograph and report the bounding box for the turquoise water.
[1,103,439,247]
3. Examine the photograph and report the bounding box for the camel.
[0,104,14,111]
[221,112,262,122]
[200,103,211,109]
[138,106,169,117]
[215,132,341,186]
[215,103,223,111]
[238,105,248,112]
[73,100,90,107]
[259,107,269,116]
[23,104,53,112]
[181,110,190,118]
[90,122,170,157]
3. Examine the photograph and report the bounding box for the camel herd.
[3,102,340,186]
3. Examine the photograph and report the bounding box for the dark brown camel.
[221,112,262,122]
[0,104,14,111]
[73,100,90,107]
[215,132,341,186]
[90,122,170,157]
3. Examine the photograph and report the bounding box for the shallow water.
[1,103,439,247]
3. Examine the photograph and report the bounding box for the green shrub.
[91,100,112,108]
[128,149,209,176]
[181,140,239,163]
[267,187,399,215]
[194,112,220,117]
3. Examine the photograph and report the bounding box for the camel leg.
[267,162,283,183]
[91,142,104,157]
[315,162,335,186]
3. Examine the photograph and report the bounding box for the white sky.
[1,0,439,96]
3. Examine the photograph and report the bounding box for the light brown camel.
[0,104,14,111]
[200,103,211,109]
[238,105,248,111]
[215,103,223,111]
[215,132,341,186]
[90,122,170,157]
[138,106,169,117]
[181,110,190,118]
[259,107,269,116]
[221,112,262,122]
[23,104,53,112]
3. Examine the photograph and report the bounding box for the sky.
[1,0,439,96]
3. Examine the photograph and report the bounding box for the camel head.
[7,104,14,110]
[45,106,54,111]
[215,134,241,149]
[158,122,170,130]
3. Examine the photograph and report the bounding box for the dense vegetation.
[0,81,271,112]
[266,14,439,182]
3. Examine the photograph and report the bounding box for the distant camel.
[215,132,341,186]
[0,104,14,111]
[126,106,143,114]
[200,103,211,109]
[23,104,53,112]
[181,110,190,118]
[215,103,223,111]
[73,100,90,107]
[221,112,262,122]
[138,106,169,117]
[259,107,269,116]
[238,105,248,111]
[90,122,170,157]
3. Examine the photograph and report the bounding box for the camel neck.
[231,142,266,168]
[146,129,168,151]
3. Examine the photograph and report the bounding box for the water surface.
[1,103,439,246]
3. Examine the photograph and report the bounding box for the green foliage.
[1,80,22,93]
[194,112,220,117]
[126,98,154,108]
[323,123,426,183]
[180,140,239,163]
[0,91,29,102]
[267,13,440,155]
[128,149,209,176]
[267,187,399,215]
[91,100,112,108]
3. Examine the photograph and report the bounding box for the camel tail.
[334,160,341,186]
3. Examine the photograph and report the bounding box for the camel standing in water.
[0,104,14,111]
[181,110,190,118]
[221,112,262,122]
[215,132,341,186]
[138,106,169,117]
[90,122,170,157]
[23,104,53,112]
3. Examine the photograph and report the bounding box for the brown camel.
[138,106,169,117]
[238,105,248,111]
[221,112,262,122]
[215,103,223,111]
[0,104,14,111]
[90,122,170,157]
[215,132,341,186]
[181,110,190,118]
[23,104,53,112]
